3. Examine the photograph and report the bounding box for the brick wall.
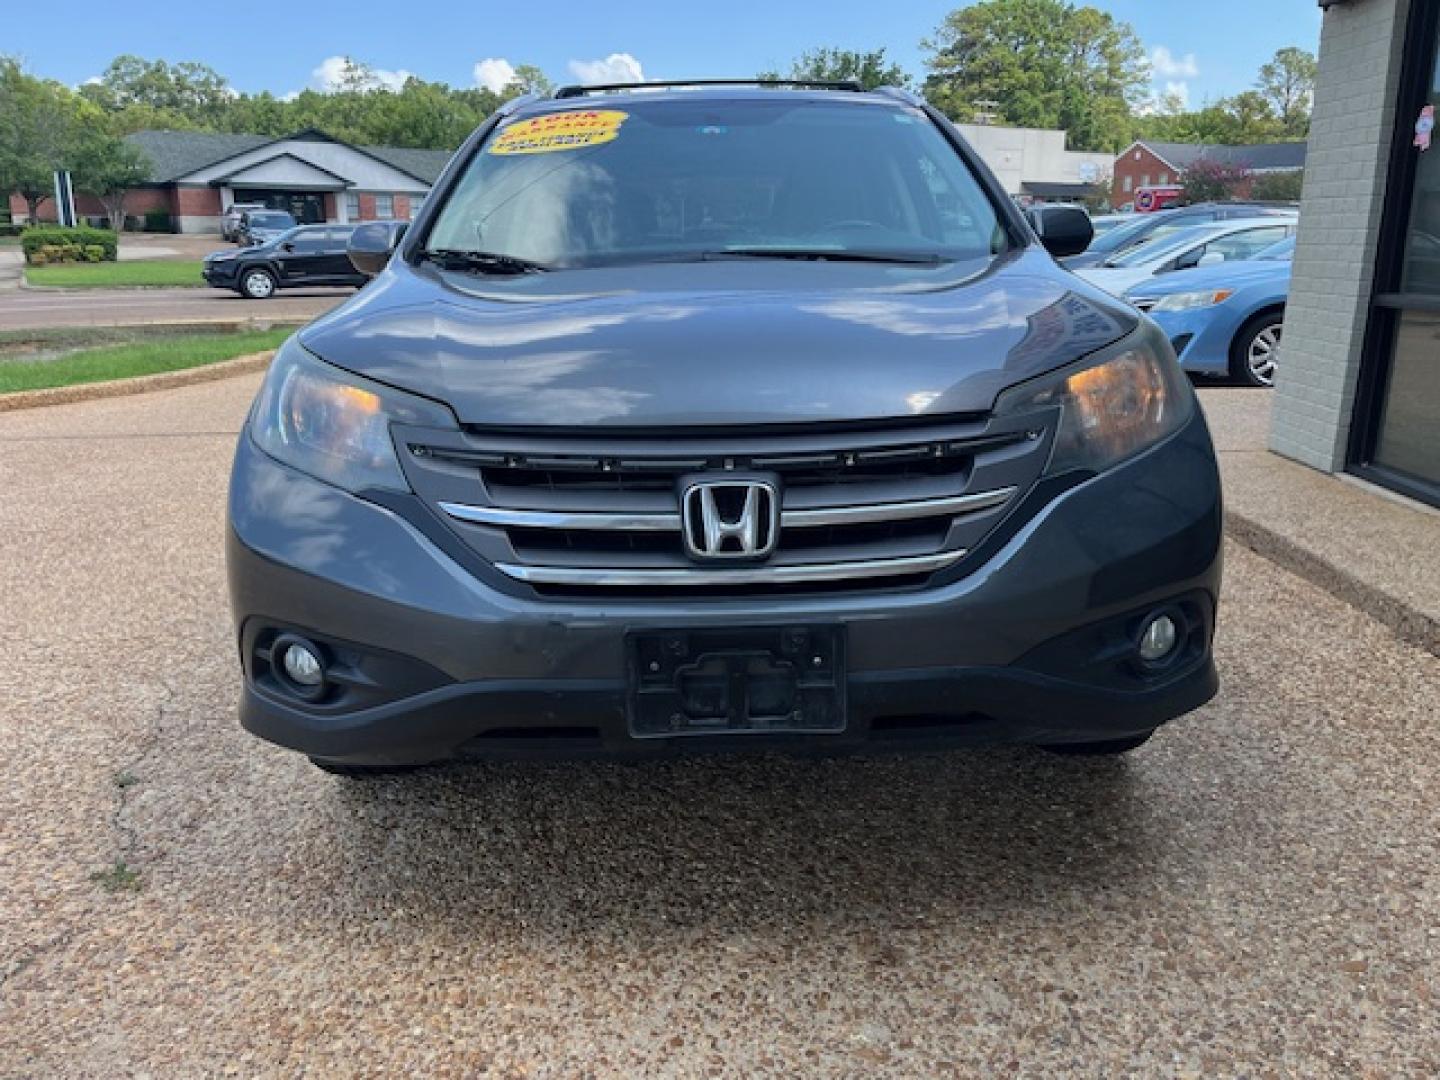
[8,186,174,225]
[1269,0,1411,472]
[1112,145,1182,208]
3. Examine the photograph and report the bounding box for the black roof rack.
[553,78,864,99]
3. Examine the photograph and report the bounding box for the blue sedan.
[1125,238,1293,387]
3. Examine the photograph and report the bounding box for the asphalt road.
[1,377,1437,1075]
[0,285,349,331]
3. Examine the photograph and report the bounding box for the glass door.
[1352,0,1440,506]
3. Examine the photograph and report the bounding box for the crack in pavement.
[109,680,178,868]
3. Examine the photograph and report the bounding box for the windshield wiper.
[704,248,948,265]
[422,248,551,275]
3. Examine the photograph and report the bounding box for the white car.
[1076,216,1298,295]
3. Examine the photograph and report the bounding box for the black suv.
[204,224,366,299]
[227,81,1222,775]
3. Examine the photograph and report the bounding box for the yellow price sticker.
[488,110,629,155]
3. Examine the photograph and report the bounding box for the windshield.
[1256,237,1296,261]
[249,212,294,229]
[424,99,1008,269]
[1089,216,1128,236]
[1088,212,1168,254]
[1107,225,1221,268]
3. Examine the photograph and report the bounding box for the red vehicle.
[1134,185,1184,213]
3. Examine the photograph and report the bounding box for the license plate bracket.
[626,626,846,738]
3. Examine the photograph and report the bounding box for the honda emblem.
[681,479,780,560]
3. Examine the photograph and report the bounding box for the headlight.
[994,321,1194,475]
[250,338,455,492]
[1150,288,1235,312]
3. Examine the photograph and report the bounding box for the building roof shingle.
[122,130,456,186]
[1139,140,1308,173]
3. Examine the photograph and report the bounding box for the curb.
[1225,509,1439,658]
[0,350,274,413]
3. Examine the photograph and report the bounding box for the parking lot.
[1,374,1437,1075]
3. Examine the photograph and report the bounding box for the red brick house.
[1111,140,1308,209]
[8,128,453,232]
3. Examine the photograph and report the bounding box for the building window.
[1159,172,1170,185]
[1140,174,1151,188]
[375,194,394,219]
[345,192,359,221]
[1122,175,1133,193]
[409,196,424,220]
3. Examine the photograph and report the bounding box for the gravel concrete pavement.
[1,377,1437,1076]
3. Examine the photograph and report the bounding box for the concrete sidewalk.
[1198,388,1440,655]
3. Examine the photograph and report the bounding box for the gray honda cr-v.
[227,80,1222,775]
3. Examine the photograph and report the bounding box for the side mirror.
[1025,204,1094,258]
[1197,251,1226,268]
[348,220,409,276]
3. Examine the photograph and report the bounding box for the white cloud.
[1163,81,1191,110]
[566,53,644,86]
[474,58,516,94]
[310,55,414,93]
[1149,46,1199,80]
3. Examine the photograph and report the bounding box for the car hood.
[299,251,1138,428]
[1125,260,1291,298]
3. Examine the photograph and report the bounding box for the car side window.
[289,230,328,253]
[1205,226,1290,262]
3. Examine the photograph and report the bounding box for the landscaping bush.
[20,226,118,264]
[0,223,22,238]
[143,210,173,234]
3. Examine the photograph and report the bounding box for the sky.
[6,0,1322,112]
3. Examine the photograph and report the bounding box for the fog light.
[1138,615,1179,662]
[282,642,325,687]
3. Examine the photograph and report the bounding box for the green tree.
[80,55,234,125]
[1256,47,1316,137]
[504,65,554,98]
[71,125,151,229]
[759,47,910,90]
[923,0,1147,151]
[0,59,78,221]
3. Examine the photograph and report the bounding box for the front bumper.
[228,410,1223,765]
[1145,306,1237,376]
[203,262,240,287]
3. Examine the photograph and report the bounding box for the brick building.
[1271,0,1439,509]
[7,128,453,233]
[1111,140,1308,209]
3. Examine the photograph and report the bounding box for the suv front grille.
[396,418,1053,596]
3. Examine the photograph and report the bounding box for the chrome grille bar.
[780,488,1014,528]
[494,550,965,586]
[439,487,1015,533]
[440,504,681,531]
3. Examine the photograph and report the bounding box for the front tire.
[1042,730,1155,756]
[1230,311,1283,387]
[240,267,276,300]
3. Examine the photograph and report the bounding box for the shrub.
[83,245,105,262]
[20,226,118,264]
[1251,170,1304,203]
[143,210,173,234]
[0,223,22,238]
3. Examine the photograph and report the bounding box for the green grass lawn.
[0,327,291,393]
[24,260,206,288]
